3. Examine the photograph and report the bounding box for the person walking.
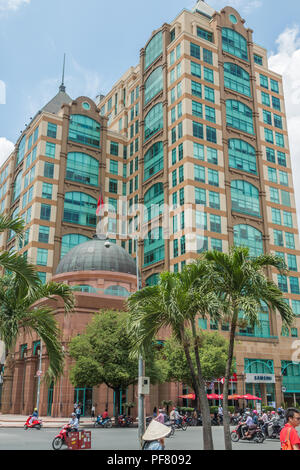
[142,420,170,450]
[155,409,165,424]
[280,408,300,450]
[75,403,82,423]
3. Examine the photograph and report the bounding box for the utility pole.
[36,341,43,413]
[136,236,145,448]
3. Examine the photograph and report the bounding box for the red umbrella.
[242,394,262,401]
[228,394,244,400]
[178,394,196,400]
[207,394,221,400]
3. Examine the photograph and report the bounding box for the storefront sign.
[245,373,275,384]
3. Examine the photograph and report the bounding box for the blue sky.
[1,0,300,190]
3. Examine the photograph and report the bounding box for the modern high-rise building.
[1,1,300,411]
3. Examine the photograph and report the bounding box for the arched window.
[145,31,163,70]
[104,286,130,297]
[231,180,260,217]
[61,234,90,259]
[222,28,248,61]
[224,63,251,97]
[228,139,257,174]
[146,273,160,286]
[145,67,163,104]
[144,103,163,141]
[73,285,98,293]
[234,224,263,257]
[68,115,100,148]
[144,142,164,181]
[226,100,254,135]
[144,183,164,222]
[64,192,97,227]
[144,227,165,267]
[66,152,99,186]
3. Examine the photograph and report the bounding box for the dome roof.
[56,235,137,276]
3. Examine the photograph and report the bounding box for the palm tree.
[127,268,222,450]
[0,213,40,287]
[202,246,295,450]
[0,274,75,409]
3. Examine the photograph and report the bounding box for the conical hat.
[142,419,170,441]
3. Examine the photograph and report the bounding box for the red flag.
[96,194,104,217]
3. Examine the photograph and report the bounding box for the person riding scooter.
[68,413,79,434]
[29,408,39,425]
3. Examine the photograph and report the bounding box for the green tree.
[162,331,231,390]
[0,274,75,408]
[203,246,295,450]
[0,214,39,287]
[127,268,222,450]
[69,310,166,419]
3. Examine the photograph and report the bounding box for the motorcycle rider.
[68,412,79,433]
[29,408,39,426]
[241,412,255,440]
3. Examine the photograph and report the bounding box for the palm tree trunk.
[223,308,238,451]
[191,320,214,450]
[180,327,214,450]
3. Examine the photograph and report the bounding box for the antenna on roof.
[59,53,66,92]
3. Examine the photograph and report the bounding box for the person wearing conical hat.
[142,419,171,450]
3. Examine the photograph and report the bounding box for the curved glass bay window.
[12,172,22,202]
[144,227,165,267]
[231,180,260,217]
[17,135,26,166]
[64,192,97,227]
[68,115,100,148]
[224,63,251,97]
[145,67,163,105]
[146,273,160,286]
[228,139,257,174]
[104,286,129,297]
[226,100,254,135]
[66,152,99,186]
[222,28,248,61]
[145,31,163,70]
[144,103,163,141]
[144,183,164,222]
[144,142,164,181]
[61,234,90,259]
[234,224,263,257]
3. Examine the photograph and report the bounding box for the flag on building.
[96,194,104,217]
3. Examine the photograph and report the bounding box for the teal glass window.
[268,167,277,183]
[271,208,281,225]
[206,126,216,143]
[192,101,203,117]
[13,172,22,201]
[283,211,293,228]
[181,235,186,255]
[144,142,164,181]
[210,214,221,233]
[205,106,215,122]
[42,183,53,200]
[234,224,263,257]
[197,235,208,253]
[190,42,200,59]
[270,79,279,93]
[145,31,163,70]
[278,274,288,293]
[204,67,214,83]
[222,28,248,61]
[61,234,90,259]
[254,54,263,66]
[276,132,284,148]
[193,121,204,139]
[145,67,163,104]
[274,114,283,129]
[195,187,206,205]
[274,229,284,247]
[146,273,160,286]
[211,238,222,252]
[266,147,275,163]
[288,254,297,272]
[44,162,54,179]
[17,136,26,165]
[144,227,165,267]
[207,147,218,164]
[68,115,100,148]
[144,183,164,222]
[270,187,280,204]
[292,300,300,316]
[194,142,204,160]
[260,74,269,89]
[144,103,163,141]
[279,170,288,186]
[110,141,119,156]
[228,139,257,174]
[281,190,291,207]
[205,86,215,103]
[38,226,50,244]
[197,27,213,42]
[272,96,281,111]
[263,110,272,125]
[203,48,213,65]
[199,319,208,330]
[208,168,219,187]
[37,248,48,267]
[110,160,118,175]
[195,165,205,183]
[47,123,57,138]
[191,80,202,98]
[45,142,56,158]
[170,29,175,43]
[104,286,129,297]
[63,192,97,227]
[40,204,51,221]
[224,63,251,97]
[278,151,287,167]
[285,232,295,249]
[261,91,270,107]
[209,191,220,209]
[191,61,201,78]
[33,126,39,143]
[231,180,261,217]
[66,152,99,186]
[37,272,46,284]
[226,100,254,134]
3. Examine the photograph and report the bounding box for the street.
[0,427,281,451]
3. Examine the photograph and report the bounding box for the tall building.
[1,1,300,411]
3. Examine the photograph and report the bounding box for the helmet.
[71,413,76,417]
[271,411,276,415]
[246,412,251,416]
[34,408,38,412]
[253,410,258,414]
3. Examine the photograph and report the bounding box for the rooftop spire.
[59,53,66,93]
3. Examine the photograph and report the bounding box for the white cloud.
[203,0,262,14]
[269,27,300,224]
[0,0,30,12]
[0,137,14,165]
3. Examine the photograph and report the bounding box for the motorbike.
[117,415,134,427]
[24,416,43,430]
[231,422,265,443]
[261,418,283,440]
[94,415,113,428]
[52,424,78,450]
[172,417,187,431]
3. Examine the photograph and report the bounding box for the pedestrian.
[91,404,95,420]
[75,403,82,422]
[153,407,157,418]
[280,408,300,450]
[74,401,78,413]
[155,409,165,424]
[142,420,170,450]
[192,409,198,427]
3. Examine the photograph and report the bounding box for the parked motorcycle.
[117,415,134,427]
[231,422,265,443]
[94,415,113,428]
[24,416,43,430]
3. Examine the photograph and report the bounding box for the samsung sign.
[245,373,276,384]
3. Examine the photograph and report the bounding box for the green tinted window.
[63,192,97,227]
[66,152,99,186]
[145,67,163,104]
[222,28,248,61]
[228,139,257,174]
[231,180,260,217]
[144,103,163,141]
[68,115,100,148]
[144,142,164,181]
[145,31,163,70]
[226,100,254,134]
[224,63,251,97]
[61,234,90,259]
[234,224,263,257]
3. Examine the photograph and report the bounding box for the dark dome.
[56,235,137,276]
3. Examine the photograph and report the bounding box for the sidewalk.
[0,414,95,429]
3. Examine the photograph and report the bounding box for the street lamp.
[36,341,43,413]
